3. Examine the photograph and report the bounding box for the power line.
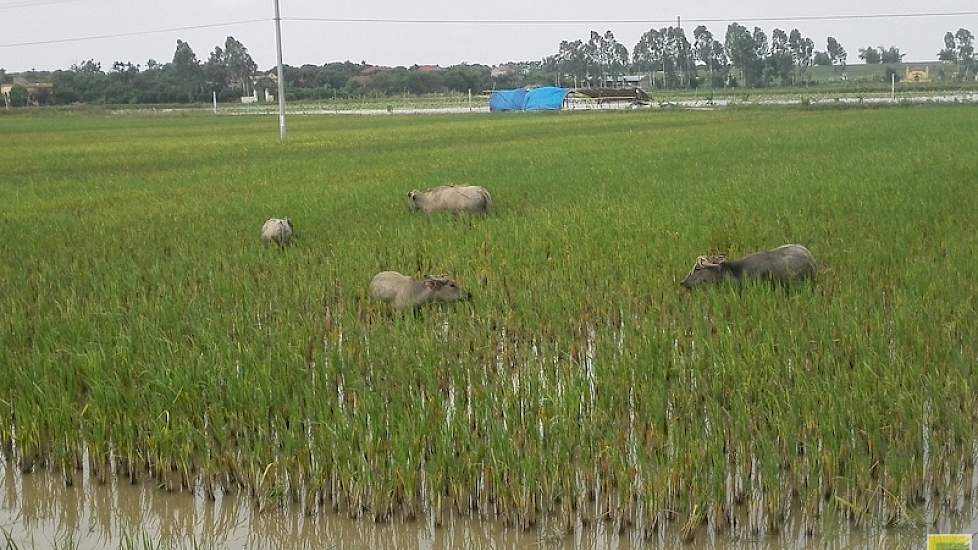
[0,18,270,48]
[691,10,978,24]
[1,10,976,48]
[282,11,978,25]
[284,16,679,25]
[0,0,81,10]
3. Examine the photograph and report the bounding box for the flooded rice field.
[5,109,978,548]
[3,463,976,549]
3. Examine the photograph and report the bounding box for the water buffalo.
[261,218,295,246]
[681,244,816,289]
[370,271,470,309]
[407,185,492,214]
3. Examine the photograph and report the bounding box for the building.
[1,77,53,106]
[490,65,515,79]
[904,66,930,83]
[413,65,443,74]
[239,88,275,104]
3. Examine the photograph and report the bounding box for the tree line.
[545,25,973,88]
[2,26,975,106]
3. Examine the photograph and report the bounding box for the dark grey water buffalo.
[407,185,492,214]
[370,271,470,309]
[261,218,295,246]
[681,244,817,289]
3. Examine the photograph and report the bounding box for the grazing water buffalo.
[261,218,295,246]
[370,271,470,309]
[407,185,492,214]
[681,244,817,289]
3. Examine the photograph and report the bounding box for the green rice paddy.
[1,106,977,539]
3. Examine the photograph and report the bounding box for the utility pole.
[677,16,684,88]
[273,0,287,142]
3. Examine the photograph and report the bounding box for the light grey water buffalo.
[407,185,492,214]
[681,244,817,289]
[261,218,295,246]
[369,271,470,309]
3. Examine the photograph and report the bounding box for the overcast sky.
[1,0,977,72]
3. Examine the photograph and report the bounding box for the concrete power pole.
[676,16,683,88]
[273,0,287,142]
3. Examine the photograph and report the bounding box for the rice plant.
[1,105,976,543]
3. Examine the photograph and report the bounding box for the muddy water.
[2,463,976,549]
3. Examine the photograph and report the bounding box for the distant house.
[349,65,390,87]
[240,88,276,104]
[413,65,443,73]
[491,65,515,79]
[358,66,387,77]
[1,77,53,106]
[904,66,930,83]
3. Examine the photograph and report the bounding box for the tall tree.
[667,26,694,87]
[954,28,974,58]
[712,41,730,85]
[752,27,769,85]
[111,61,139,84]
[172,40,199,76]
[800,38,816,81]
[955,28,975,76]
[204,46,229,93]
[693,26,718,86]
[725,23,756,86]
[826,37,847,71]
[858,47,881,64]
[555,40,587,84]
[601,31,630,78]
[584,31,603,84]
[171,39,203,101]
[786,30,814,82]
[938,32,957,62]
[70,59,102,74]
[768,28,794,85]
[878,46,905,64]
[788,29,806,81]
[633,29,666,86]
[223,36,258,95]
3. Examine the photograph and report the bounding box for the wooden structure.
[904,66,930,83]
[565,87,650,110]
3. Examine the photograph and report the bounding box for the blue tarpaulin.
[489,89,528,112]
[524,87,571,111]
[489,87,569,112]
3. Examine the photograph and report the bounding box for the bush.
[8,85,28,107]
[883,67,902,84]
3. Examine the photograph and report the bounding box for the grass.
[1,106,977,540]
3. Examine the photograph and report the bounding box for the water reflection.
[2,462,976,549]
